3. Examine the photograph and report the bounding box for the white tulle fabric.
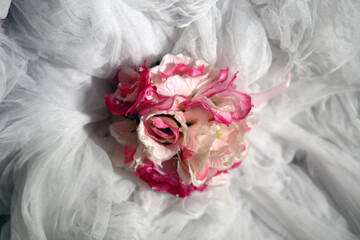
[1,0,360,239]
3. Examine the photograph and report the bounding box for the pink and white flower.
[115,67,141,102]
[137,110,189,165]
[106,54,259,197]
[177,104,249,187]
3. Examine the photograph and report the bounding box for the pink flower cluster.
[106,54,252,197]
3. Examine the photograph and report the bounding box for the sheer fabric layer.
[0,0,360,239]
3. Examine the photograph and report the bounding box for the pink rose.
[105,64,152,116]
[137,110,190,165]
[114,67,141,103]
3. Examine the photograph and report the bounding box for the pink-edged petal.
[143,115,182,144]
[138,122,179,164]
[126,86,185,116]
[179,120,219,187]
[114,67,142,103]
[111,144,145,171]
[181,148,195,161]
[137,61,151,91]
[194,161,209,181]
[182,102,213,124]
[159,63,205,79]
[187,154,210,187]
[106,62,152,117]
[123,145,137,164]
[105,94,132,116]
[210,90,252,121]
[177,157,191,185]
[117,67,140,84]
[149,125,177,142]
[231,161,242,169]
[182,132,216,186]
[152,116,180,141]
[196,68,230,97]
[138,94,191,115]
[183,98,233,125]
[151,116,178,129]
[135,159,207,197]
[115,88,139,103]
[234,137,249,164]
[146,125,178,144]
[125,86,158,116]
[184,89,252,126]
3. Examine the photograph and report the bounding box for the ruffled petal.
[109,117,138,145]
[137,110,190,165]
[135,159,206,198]
[105,94,132,116]
[138,116,180,164]
[159,63,205,79]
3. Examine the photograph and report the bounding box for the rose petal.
[184,91,251,126]
[117,67,140,84]
[113,67,142,103]
[109,118,137,145]
[112,144,144,171]
[187,155,210,187]
[149,125,177,143]
[138,120,179,164]
[179,149,210,187]
[135,159,207,197]
[184,97,233,125]
[196,68,230,97]
[123,145,137,164]
[160,63,205,79]
[105,94,132,116]
[151,116,178,129]
[209,90,252,119]
[145,116,180,143]
[137,110,189,165]
[183,102,213,124]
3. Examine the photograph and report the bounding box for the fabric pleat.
[1,0,359,239]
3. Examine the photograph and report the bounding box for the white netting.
[1,0,359,239]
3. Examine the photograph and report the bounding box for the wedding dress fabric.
[1,0,360,239]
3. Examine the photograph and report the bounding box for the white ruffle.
[1,0,360,239]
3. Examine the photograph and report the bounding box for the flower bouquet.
[106,54,254,197]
